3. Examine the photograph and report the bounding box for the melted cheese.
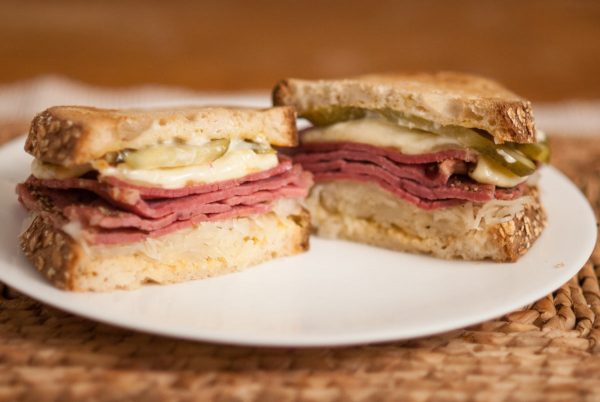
[32,139,278,189]
[31,159,92,180]
[302,118,461,154]
[468,157,528,188]
[96,147,277,189]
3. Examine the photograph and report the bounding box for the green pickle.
[301,106,547,177]
[123,139,230,169]
[434,126,537,176]
[301,106,367,126]
[516,140,550,163]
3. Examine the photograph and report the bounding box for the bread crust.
[20,204,310,291]
[25,106,298,166]
[272,72,536,144]
[490,186,546,261]
[305,181,545,262]
[19,216,82,289]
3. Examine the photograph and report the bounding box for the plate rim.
[0,138,596,347]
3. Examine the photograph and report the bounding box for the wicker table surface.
[0,124,599,402]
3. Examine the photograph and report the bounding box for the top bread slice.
[273,72,536,144]
[26,106,297,166]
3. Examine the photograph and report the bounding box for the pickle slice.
[435,126,536,176]
[378,109,536,176]
[246,140,276,154]
[105,150,129,164]
[301,106,366,126]
[123,139,230,169]
[516,139,550,163]
[378,108,439,132]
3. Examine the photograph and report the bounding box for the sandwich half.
[273,72,547,262]
[17,106,312,291]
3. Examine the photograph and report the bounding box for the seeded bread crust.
[272,72,536,144]
[305,181,545,262]
[20,205,310,291]
[26,106,298,166]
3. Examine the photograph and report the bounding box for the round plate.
[0,136,595,347]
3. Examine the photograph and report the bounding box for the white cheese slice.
[302,118,462,155]
[96,148,278,189]
[32,139,279,189]
[468,157,528,188]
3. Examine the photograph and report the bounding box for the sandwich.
[273,72,548,261]
[17,106,312,291]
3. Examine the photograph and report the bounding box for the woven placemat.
[1,124,599,402]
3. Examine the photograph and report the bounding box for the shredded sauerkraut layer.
[52,198,308,291]
[305,181,535,239]
[74,198,304,259]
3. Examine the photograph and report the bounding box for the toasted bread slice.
[273,72,536,144]
[26,106,297,166]
[304,181,545,262]
[20,201,310,291]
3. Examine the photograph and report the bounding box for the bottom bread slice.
[20,200,310,291]
[305,181,546,262]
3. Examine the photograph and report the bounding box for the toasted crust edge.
[272,79,293,112]
[25,106,298,166]
[489,186,546,262]
[272,73,536,144]
[20,208,310,292]
[19,216,82,290]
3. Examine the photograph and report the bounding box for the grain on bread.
[26,106,298,166]
[273,72,535,144]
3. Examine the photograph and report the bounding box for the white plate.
[0,136,596,347]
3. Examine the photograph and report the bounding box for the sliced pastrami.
[18,168,312,233]
[17,156,312,245]
[17,183,229,232]
[84,203,274,245]
[312,172,464,210]
[297,142,478,164]
[302,159,498,203]
[294,150,466,186]
[26,164,309,219]
[294,141,528,209]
